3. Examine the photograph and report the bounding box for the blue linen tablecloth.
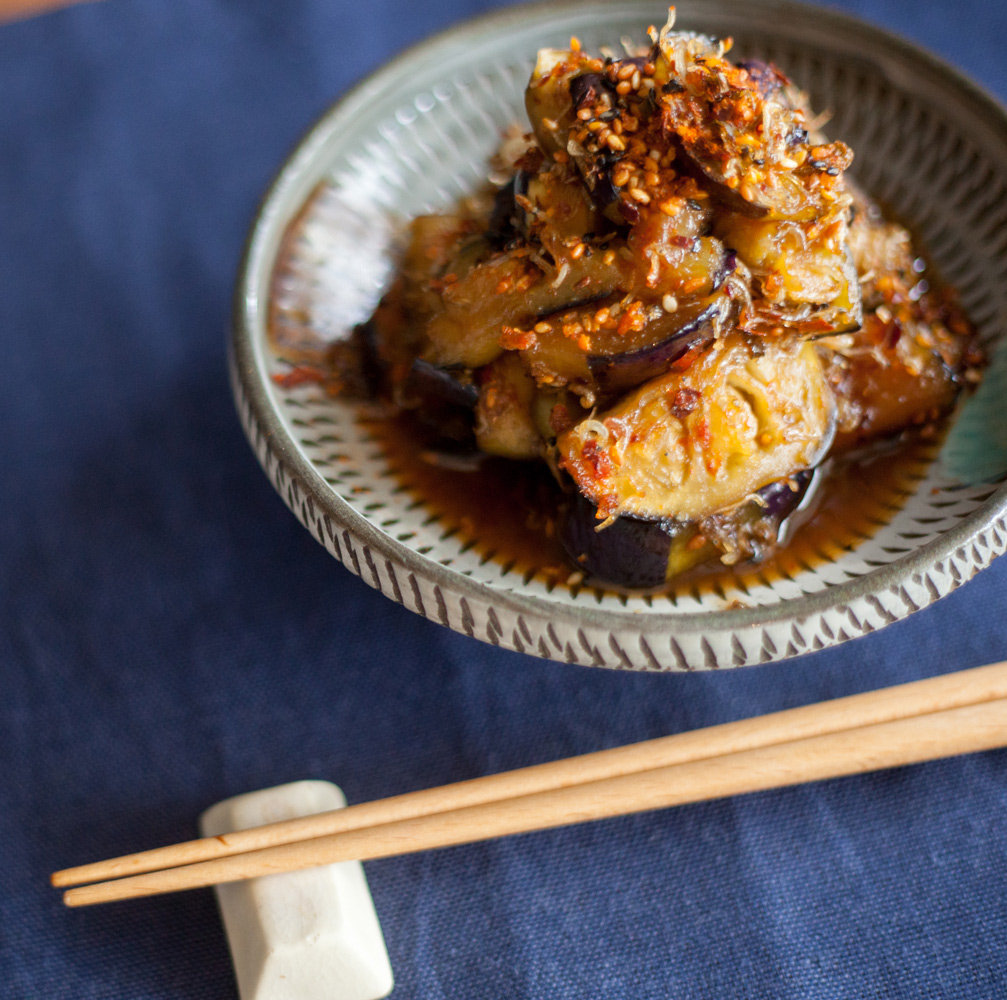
[2,0,1006,996]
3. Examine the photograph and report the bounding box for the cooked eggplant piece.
[586,293,732,395]
[820,193,982,450]
[422,244,658,367]
[397,359,478,445]
[626,222,732,296]
[559,470,817,588]
[422,229,732,369]
[558,332,836,521]
[716,212,861,335]
[525,49,624,220]
[525,44,719,231]
[514,233,736,395]
[524,48,582,160]
[821,293,979,450]
[517,167,603,251]
[558,492,696,589]
[520,285,736,398]
[823,335,963,451]
[474,353,543,460]
[650,19,852,222]
[328,316,388,398]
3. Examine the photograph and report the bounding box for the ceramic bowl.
[231,0,1007,670]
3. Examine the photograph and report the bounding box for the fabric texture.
[2,1,1006,996]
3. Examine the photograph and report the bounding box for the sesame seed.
[576,107,593,121]
[628,187,650,203]
[603,250,616,266]
[616,63,636,80]
[662,294,678,312]
[607,133,626,151]
[570,242,586,260]
[534,321,553,334]
[616,80,633,96]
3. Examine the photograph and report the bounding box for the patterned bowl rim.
[231,0,1007,667]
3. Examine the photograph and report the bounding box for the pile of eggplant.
[348,12,982,589]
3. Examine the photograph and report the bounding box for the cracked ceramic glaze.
[232,0,1007,670]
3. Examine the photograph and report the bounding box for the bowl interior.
[236,0,1007,668]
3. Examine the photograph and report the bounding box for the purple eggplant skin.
[735,59,789,98]
[559,492,690,589]
[347,317,388,396]
[585,247,736,395]
[752,470,814,521]
[589,151,623,211]
[559,470,816,589]
[569,72,616,113]
[486,172,528,249]
[587,300,720,395]
[398,359,478,445]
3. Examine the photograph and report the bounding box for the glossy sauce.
[367,412,938,603]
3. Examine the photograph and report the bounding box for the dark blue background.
[2,1,1006,996]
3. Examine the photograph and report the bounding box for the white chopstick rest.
[200,781,394,1000]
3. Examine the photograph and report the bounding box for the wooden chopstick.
[0,0,86,23]
[53,661,1007,891]
[55,664,1007,906]
[62,696,1007,907]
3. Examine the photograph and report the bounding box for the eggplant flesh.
[559,470,816,589]
[557,333,836,522]
[421,250,634,368]
[716,213,862,335]
[474,353,543,460]
[519,169,603,250]
[821,191,981,450]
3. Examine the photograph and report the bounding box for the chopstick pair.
[54,662,1007,907]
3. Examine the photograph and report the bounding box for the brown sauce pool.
[366,412,938,604]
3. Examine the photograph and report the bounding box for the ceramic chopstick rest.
[199,781,394,1000]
